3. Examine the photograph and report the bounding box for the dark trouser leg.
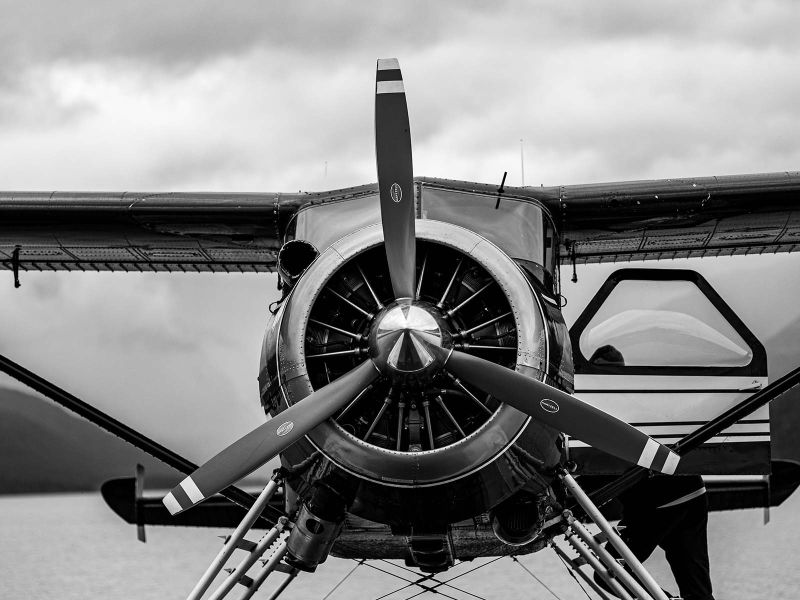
[618,506,679,562]
[661,495,714,600]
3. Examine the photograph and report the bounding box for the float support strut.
[238,541,291,600]
[186,472,284,600]
[560,470,670,600]
[207,517,289,600]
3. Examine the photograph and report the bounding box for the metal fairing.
[528,276,575,395]
[258,220,567,529]
[329,514,548,562]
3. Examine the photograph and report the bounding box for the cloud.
[4,2,799,76]
[2,1,800,190]
[0,271,279,462]
[540,2,800,50]
[0,68,95,131]
[0,2,495,76]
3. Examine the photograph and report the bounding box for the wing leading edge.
[0,191,309,274]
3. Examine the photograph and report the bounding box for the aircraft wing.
[421,171,800,264]
[0,190,312,274]
[552,171,800,263]
[3,172,799,274]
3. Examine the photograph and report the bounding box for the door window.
[580,279,751,368]
[570,269,766,376]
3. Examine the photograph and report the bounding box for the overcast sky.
[1,1,799,464]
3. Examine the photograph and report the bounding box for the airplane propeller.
[163,58,678,516]
[375,57,416,301]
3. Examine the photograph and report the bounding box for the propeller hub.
[369,301,451,384]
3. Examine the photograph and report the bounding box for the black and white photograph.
[1,3,799,599]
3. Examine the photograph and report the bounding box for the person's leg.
[660,495,714,600]
[618,503,682,562]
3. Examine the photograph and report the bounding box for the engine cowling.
[260,220,563,525]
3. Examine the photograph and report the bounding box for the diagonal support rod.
[0,352,280,523]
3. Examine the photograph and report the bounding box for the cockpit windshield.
[420,188,548,267]
[291,187,556,286]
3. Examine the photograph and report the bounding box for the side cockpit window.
[570,269,766,376]
[581,279,752,368]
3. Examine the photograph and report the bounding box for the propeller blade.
[375,57,416,300]
[162,359,379,515]
[444,350,680,475]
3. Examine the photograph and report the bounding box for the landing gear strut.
[555,470,675,600]
[185,471,297,600]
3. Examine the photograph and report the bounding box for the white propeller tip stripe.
[377,80,405,95]
[180,476,205,504]
[377,58,400,70]
[636,438,660,469]
[163,492,182,515]
[662,451,680,475]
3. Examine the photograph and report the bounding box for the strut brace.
[0,351,281,525]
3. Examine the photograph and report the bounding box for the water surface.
[1,491,798,599]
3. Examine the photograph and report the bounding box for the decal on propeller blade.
[390,183,402,203]
[276,421,294,437]
[540,399,560,413]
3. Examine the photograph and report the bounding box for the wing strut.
[0,352,279,524]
